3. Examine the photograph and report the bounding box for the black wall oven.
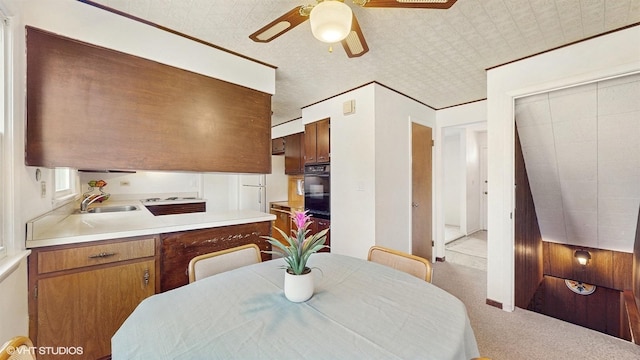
[304,164,330,220]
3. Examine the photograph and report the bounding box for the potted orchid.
[263,210,329,302]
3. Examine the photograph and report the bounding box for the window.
[54,167,77,204]
[0,12,8,260]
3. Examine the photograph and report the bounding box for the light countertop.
[269,201,304,212]
[26,200,275,248]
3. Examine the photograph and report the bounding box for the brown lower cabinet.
[270,208,292,246]
[311,218,331,253]
[28,221,273,359]
[28,236,158,360]
[160,221,272,291]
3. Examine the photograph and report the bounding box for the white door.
[480,146,488,230]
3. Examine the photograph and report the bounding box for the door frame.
[433,120,487,261]
[480,143,488,230]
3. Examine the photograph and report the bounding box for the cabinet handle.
[88,252,116,259]
[143,269,150,287]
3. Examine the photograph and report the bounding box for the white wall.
[442,126,483,238]
[77,171,263,213]
[271,119,304,138]
[78,172,202,198]
[374,85,435,254]
[0,0,275,337]
[486,26,640,311]
[301,83,435,259]
[465,130,482,234]
[443,129,463,228]
[302,85,377,258]
[201,174,234,212]
[0,259,28,343]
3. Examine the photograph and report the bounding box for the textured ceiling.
[88,0,640,125]
[515,73,640,252]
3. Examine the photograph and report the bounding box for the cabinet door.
[316,119,330,163]
[309,218,331,253]
[272,137,285,155]
[304,122,317,164]
[284,133,303,175]
[26,28,271,173]
[160,222,272,291]
[36,260,154,360]
[271,209,291,246]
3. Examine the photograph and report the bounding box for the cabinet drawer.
[37,238,156,274]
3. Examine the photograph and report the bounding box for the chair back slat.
[368,246,433,283]
[188,244,262,283]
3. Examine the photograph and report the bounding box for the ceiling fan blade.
[341,14,369,58]
[362,0,457,9]
[249,7,308,43]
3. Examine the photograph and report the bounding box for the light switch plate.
[343,99,355,115]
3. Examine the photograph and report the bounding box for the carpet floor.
[432,261,640,360]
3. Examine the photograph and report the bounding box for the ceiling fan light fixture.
[310,1,353,43]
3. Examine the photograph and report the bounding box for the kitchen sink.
[81,205,140,213]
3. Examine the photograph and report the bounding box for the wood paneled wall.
[514,126,544,308]
[543,242,633,291]
[634,206,640,305]
[26,27,271,173]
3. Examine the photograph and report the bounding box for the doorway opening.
[441,123,488,270]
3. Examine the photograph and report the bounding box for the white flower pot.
[284,268,314,302]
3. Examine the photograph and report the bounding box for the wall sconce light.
[574,250,591,266]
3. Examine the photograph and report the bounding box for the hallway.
[445,230,487,271]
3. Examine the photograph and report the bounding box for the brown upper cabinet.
[272,137,285,155]
[284,132,304,175]
[304,118,330,164]
[25,27,271,173]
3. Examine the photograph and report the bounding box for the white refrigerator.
[238,174,267,212]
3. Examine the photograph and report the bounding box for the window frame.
[0,11,9,260]
[53,167,78,205]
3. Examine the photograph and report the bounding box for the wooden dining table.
[112,253,480,359]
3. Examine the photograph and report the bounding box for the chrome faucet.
[80,194,107,212]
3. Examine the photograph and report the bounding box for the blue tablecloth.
[112,253,479,359]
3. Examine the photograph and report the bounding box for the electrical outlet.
[40,181,46,198]
[120,181,130,187]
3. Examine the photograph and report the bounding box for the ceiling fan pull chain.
[329,45,333,53]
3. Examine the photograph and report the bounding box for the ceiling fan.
[249,0,457,58]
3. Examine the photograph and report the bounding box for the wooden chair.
[188,244,262,283]
[0,336,36,360]
[367,246,433,283]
